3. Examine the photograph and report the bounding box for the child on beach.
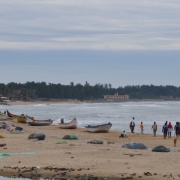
[140,122,144,134]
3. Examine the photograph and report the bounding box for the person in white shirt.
[130,117,135,133]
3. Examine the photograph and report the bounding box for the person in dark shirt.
[174,122,180,137]
[129,117,135,133]
[162,122,168,139]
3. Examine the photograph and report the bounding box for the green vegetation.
[0,81,180,100]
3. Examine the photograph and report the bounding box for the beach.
[1,100,83,106]
[0,115,179,180]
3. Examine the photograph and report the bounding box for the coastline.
[0,117,179,179]
[0,98,175,106]
[1,100,83,106]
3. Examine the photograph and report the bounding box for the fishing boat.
[0,114,12,121]
[6,110,26,122]
[85,122,112,133]
[6,110,19,118]
[17,114,27,123]
[26,116,53,126]
[28,120,53,126]
[59,118,77,129]
[0,111,12,121]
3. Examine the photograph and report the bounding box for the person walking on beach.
[130,117,135,133]
[162,122,168,139]
[152,122,157,136]
[167,122,173,138]
[174,122,180,147]
[174,122,180,137]
[140,122,144,134]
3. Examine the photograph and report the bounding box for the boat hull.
[6,110,18,118]
[85,123,112,133]
[0,114,12,121]
[59,118,77,129]
[28,121,52,126]
[26,116,53,126]
[17,116,27,123]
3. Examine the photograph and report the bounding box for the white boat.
[85,122,112,133]
[0,113,12,121]
[59,118,77,129]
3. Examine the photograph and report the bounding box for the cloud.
[0,0,180,50]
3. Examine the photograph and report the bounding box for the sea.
[0,100,180,179]
[1,100,180,135]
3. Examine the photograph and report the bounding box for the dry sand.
[0,117,179,180]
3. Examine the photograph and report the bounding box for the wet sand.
[0,116,179,180]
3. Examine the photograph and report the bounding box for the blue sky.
[0,0,180,88]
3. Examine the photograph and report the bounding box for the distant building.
[104,93,129,100]
[0,96,10,102]
[160,96,174,100]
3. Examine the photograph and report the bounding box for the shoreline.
[0,118,179,179]
[0,99,179,106]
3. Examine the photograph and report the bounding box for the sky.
[1,0,180,88]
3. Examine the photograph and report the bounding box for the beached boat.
[26,116,53,126]
[59,118,77,129]
[6,110,19,118]
[0,111,11,121]
[17,114,27,123]
[85,122,112,133]
[28,121,52,126]
[0,114,12,121]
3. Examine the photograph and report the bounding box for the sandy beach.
[2,100,83,106]
[0,114,179,180]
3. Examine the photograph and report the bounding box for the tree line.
[0,81,180,100]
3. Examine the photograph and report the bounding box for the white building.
[104,93,129,100]
[0,96,10,102]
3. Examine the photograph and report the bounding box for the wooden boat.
[6,110,19,118]
[85,122,112,133]
[59,118,77,129]
[17,114,27,123]
[28,121,52,126]
[6,110,26,122]
[26,116,53,126]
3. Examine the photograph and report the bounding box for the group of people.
[129,117,179,138]
[162,121,180,139]
[129,117,147,134]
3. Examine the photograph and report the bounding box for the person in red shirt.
[167,122,173,138]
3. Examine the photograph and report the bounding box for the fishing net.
[10,130,24,134]
[28,133,46,140]
[63,134,78,140]
[122,142,147,149]
[87,140,103,144]
[56,140,67,144]
[152,145,170,152]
